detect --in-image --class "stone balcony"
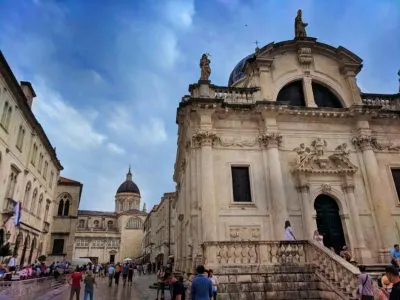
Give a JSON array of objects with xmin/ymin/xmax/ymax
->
[
  {"xmin": 2, "ymin": 197, "xmax": 16, "ymax": 215},
  {"xmin": 197, "ymin": 240, "xmax": 361, "ymax": 300}
]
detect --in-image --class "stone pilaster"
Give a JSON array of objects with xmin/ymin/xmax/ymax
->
[
  {"xmin": 342, "ymin": 183, "xmax": 371, "ymax": 263},
  {"xmin": 352, "ymin": 134, "xmax": 396, "ymax": 250},
  {"xmin": 192, "ymin": 130, "xmax": 219, "ymax": 242},
  {"xmin": 259, "ymin": 132, "xmax": 288, "ymax": 240},
  {"xmin": 297, "ymin": 184, "xmax": 314, "ymax": 239}
]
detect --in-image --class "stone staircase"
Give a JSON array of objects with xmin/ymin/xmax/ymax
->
[{"xmin": 183, "ymin": 240, "xmax": 362, "ymax": 300}]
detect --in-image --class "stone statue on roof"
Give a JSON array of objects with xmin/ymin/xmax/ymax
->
[
  {"xmin": 295, "ymin": 9, "xmax": 308, "ymax": 39},
  {"xmin": 200, "ymin": 53, "xmax": 211, "ymax": 81}
]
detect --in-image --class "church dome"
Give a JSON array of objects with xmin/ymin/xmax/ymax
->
[
  {"xmin": 228, "ymin": 53, "xmax": 254, "ymax": 86},
  {"xmin": 116, "ymin": 168, "xmax": 140, "ymax": 195}
]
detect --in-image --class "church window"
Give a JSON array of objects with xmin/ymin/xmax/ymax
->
[
  {"xmin": 6, "ymin": 168, "xmax": 19, "ymax": 199},
  {"xmin": 23, "ymin": 182, "xmax": 32, "ymax": 208},
  {"xmin": 31, "ymin": 143, "xmax": 38, "ymax": 165},
  {"xmin": 312, "ymin": 82, "xmax": 342, "ymax": 108},
  {"xmin": 107, "ymin": 221, "xmax": 113, "ymax": 230},
  {"xmin": 126, "ymin": 217, "xmax": 143, "ymax": 229},
  {"xmin": 52, "ymin": 239, "xmax": 64, "ymax": 254},
  {"xmin": 30, "ymin": 188, "xmax": 38, "ymax": 213},
  {"xmin": 43, "ymin": 161, "xmax": 48, "ymax": 179},
  {"xmin": 57, "ymin": 200, "xmax": 64, "ymax": 216},
  {"xmin": 231, "ymin": 166, "xmax": 252, "ymax": 202},
  {"xmin": 276, "ymin": 80, "xmax": 305, "ymax": 107},
  {"xmin": 0, "ymin": 101, "xmax": 12, "ymax": 131},
  {"xmin": 64, "ymin": 200, "xmax": 70, "ymax": 216},
  {"xmin": 391, "ymin": 169, "xmax": 400, "ymax": 202},
  {"xmin": 16, "ymin": 125, "xmax": 25, "ymax": 151},
  {"xmin": 93, "ymin": 220, "xmax": 100, "ymax": 228},
  {"xmin": 78, "ymin": 220, "xmax": 85, "ymax": 228},
  {"xmin": 44, "ymin": 202, "xmax": 50, "ymax": 222},
  {"xmin": 37, "ymin": 193, "xmax": 43, "ymax": 217},
  {"xmin": 38, "ymin": 153, "xmax": 44, "ymax": 173}
]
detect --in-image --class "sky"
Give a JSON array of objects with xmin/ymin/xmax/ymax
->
[{"xmin": 0, "ymin": 0, "xmax": 399, "ymax": 211}]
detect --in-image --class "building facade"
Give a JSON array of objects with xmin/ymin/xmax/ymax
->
[
  {"xmin": 172, "ymin": 34, "xmax": 400, "ymax": 273},
  {"xmin": 48, "ymin": 177, "xmax": 83, "ymax": 262},
  {"xmin": 142, "ymin": 192, "xmax": 176, "ymax": 268},
  {"xmin": 72, "ymin": 169, "xmax": 147, "ymax": 264},
  {"xmin": 0, "ymin": 51, "xmax": 63, "ymax": 266}
]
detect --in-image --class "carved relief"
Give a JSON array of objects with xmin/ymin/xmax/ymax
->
[
  {"xmin": 293, "ymin": 139, "xmax": 358, "ymax": 174},
  {"xmin": 258, "ymin": 133, "xmax": 282, "ymax": 149},
  {"xmin": 229, "ymin": 226, "xmax": 261, "ymax": 241},
  {"xmin": 192, "ymin": 130, "xmax": 219, "ymax": 147},
  {"xmin": 352, "ymin": 135, "xmax": 400, "ymax": 152},
  {"xmin": 321, "ymin": 184, "xmax": 332, "ymax": 193},
  {"xmin": 297, "ymin": 47, "xmax": 313, "ymax": 73},
  {"xmin": 218, "ymin": 137, "xmax": 258, "ymax": 148}
]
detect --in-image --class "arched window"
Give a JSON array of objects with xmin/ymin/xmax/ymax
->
[
  {"xmin": 44, "ymin": 202, "xmax": 50, "ymax": 222},
  {"xmin": 23, "ymin": 182, "xmax": 32, "ymax": 208},
  {"xmin": 107, "ymin": 221, "xmax": 113, "ymax": 230},
  {"xmin": 276, "ymin": 80, "xmax": 305, "ymax": 106},
  {"xmin": 5, "ymin": 106, "xmax": 12, "ymax": 129},
  {"xmin": 126, "ymin": 217, "xmax": 143, "ymax": 229},
  {"xmin": 1, "ymin": 101, "xmax": 9, "ymax": 128},
  {"xmin": 64, "ymin": 200, "xmax": 70, "ymax": 216},
  {"xmin": 93, "ymin": 220, "xmax": 100, "ymax": 228},
  {"xmin": 37, "ymin": 194, "xmax": 43, "ymax": 217},
  {"xmin": 312, "ymin": 82, "xmax": 342, "ymax": 108},
  {"xmin": 57, "ymin": 199, "xmax": 64, "ymax": 216},
  {"xmin": 30, "ymin": 188, "xmax": 38, "ymax": 213},
  {"xmin": 78, "ymin": 220, "xmax": 85, "ymax": 228}
]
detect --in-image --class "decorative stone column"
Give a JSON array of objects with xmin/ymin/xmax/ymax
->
[
  {"xmin": 297, "ymin": 183, "xmax": 314, "ymax": 239},
  {"xmin": 259, "ymin": 132, "xmax": 288, "ymax": 240},
  {"xmin": 342, "ymin": 183, "xmax": 371, "ymax": 262},
  {"xmin": 352, "ymin": 134, "xmax": 395, "ymax": 251},
  {"xmin": 192, "ymin": 130, "xmax": 218, "ymax": 242}
]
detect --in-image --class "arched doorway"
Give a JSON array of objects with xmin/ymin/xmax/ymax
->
[
  {"xmin": 314, "ymin": 194, "xmax": 346, "ymax": 253},
  {"xmin": 20, "ymin": 235, "xmax": 30, "ymax": 266}
]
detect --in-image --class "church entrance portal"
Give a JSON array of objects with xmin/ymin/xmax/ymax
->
[{"xmin": 314, "ymin": 194, "xmax": 346, "ymax": 254}]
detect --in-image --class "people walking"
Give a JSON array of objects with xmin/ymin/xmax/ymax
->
[
  {"xmin": 208, "ymin": 269, "xmax": 218, "ymax": 300},
  {"xmin": 358, "ymin": 265, "xmax": 374, "ymax": 300},
  {"xmin": 114, "ymin": 264, "xmax": 121, "ymax": 286},
  {"xmin": 69, "ymin": 266, "xmax": 83, "ymax": 300},
  {"xmin": 83, "ymin": 270, "xmax": 97, "ymax": 300},
  {"xmin": 156, "ymin": 267, "xmax": 166, "ymax": 300},
  {"xmin": 385, "ymin": 266, "xmax": 400, "ymax": 300},
  {"xmin": 128, "ymin": 263, "xmax": 134, "ymax": 286},
  {"xmin": 107, "ymin": 264, "xmax": 115, "ymax": 287},
  {"xmin": 191, "ymin": 265, "xmax": 212, "ymax": 300},
  {"xmin": 122, "ymin": 263, "xmax": 129, "ymax": 287},
  {"xmin": 172, "ymin": 276, "xmax": 186, "ymax": 300}
]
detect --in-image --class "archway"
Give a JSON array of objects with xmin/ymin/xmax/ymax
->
[
  {"xmin": 314, "ymin": 194, "xmax": 346, "ymax": 253},
  {"xmin": 20, "ymin": 235, "xmax": 30, "ymax": 266},
  {"xmin": 28, "ymin": 237, "xmax": 36, "ymax": 264}
]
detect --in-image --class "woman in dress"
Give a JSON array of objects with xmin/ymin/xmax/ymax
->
[{"xmin": 284, "ymin": 220, "xmax": 296, "ymax": 241}]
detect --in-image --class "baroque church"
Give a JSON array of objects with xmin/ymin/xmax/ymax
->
[
  {"xmin": 50, "ymin": 168, "xmax": 147, "ymax": 264},
  {"xmin": 172, "ymin": 9, "xmax": 400, "ymax": 280}
]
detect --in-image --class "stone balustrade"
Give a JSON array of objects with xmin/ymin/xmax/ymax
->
[
  {"xmin": 200, "ymin": 240, "xmax": 360, "ymax": 299},
  {"xmin": 361, "ymin": 94, "xmax": 400, "ymax": 110},
  {"xmin": 214, "ymin": 86, "xmax": 259, "ymax": 105}
]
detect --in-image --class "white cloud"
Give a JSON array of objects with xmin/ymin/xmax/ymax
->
[
  {"xmin": 33, "ymin": 78, "xmax": 107, "ymax": 149},
  {"xmin": 164, "ymin": 0, "xmax": 195, "ymax": 29},
  {"xmin": 107, "ymin": 142, "xmax": 126, "ymax": 155},
  {"xmin": 108, "ymin": 106, "xmax": 167, "ymax": 146}
]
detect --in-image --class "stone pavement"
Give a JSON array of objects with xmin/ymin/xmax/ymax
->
[{"xmin": 43, "ymin": 274, "xmax": 172, "ymax": 300}]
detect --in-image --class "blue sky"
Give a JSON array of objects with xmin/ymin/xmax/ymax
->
[{"xmin": 0, "ymin": 0, "xmax": 399, "ymax": 211}]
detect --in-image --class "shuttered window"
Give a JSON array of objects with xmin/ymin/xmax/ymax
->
[
  {"xmin": 231, "ymin": 166, "xmax": 252, "ymax": 202},
  {"xmin": 52, "ymin": 239, "xmax": 64, "ymax": 254},
  {"xmin": 391, "ymin": 169, "xmax": 400, "ymax": 202}
]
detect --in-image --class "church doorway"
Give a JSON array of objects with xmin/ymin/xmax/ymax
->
[{"xmin": 314, "ymin": 194, "xmax": 346, "ymax": 254}]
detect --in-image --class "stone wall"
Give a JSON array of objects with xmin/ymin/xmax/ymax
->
[{"xmin": 0, "ymin": 277, "xmax": 58, "ymax": 300}]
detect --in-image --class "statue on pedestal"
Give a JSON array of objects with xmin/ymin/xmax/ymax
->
[
  {"xmin": 295, "ymin": 9, "xmax": 308, "ymax": 39},
  {"xmin": 200, "ymin": 53, "xmax": 211, "ymax": 81}
]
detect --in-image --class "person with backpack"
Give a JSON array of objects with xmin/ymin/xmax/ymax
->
[
  {"xmin": 107, "ymin": 264, "xmax": 115, "ymax": 287},
  {"xmin": 358, "ymin": 265, "xmax": 374, "ymax": 300},
  {"xmin": 122, "ymin": 263, "xmax": 129, "ymax": 287}
]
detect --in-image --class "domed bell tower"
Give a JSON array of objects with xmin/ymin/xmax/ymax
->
[{"xmin": 115, "ymin": 167, "xmax": 141, "ymax": 213}]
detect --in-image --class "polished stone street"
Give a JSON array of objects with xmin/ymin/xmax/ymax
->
[{"xmin": 43, "ymin": 274, "xmax": 171, "ymax": 300}]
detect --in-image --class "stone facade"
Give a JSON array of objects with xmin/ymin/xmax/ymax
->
[
  {"xmin": 143, "ymin": 192, "xmax": 176, "ymax": 267},
  {"xmin": 173, "ymin": 35, "xmax": 400, "ymax": 276},
  {"xmin": 72, "ymin": 169, "xmax": 147, "ymax": 264},
  {"xmin": 48, "ymin": 177, "xmax": 82, "ymax": 262},
  {"xmin": 0, "ymin": 51, "xmax": 62, "ymax": 266}
]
